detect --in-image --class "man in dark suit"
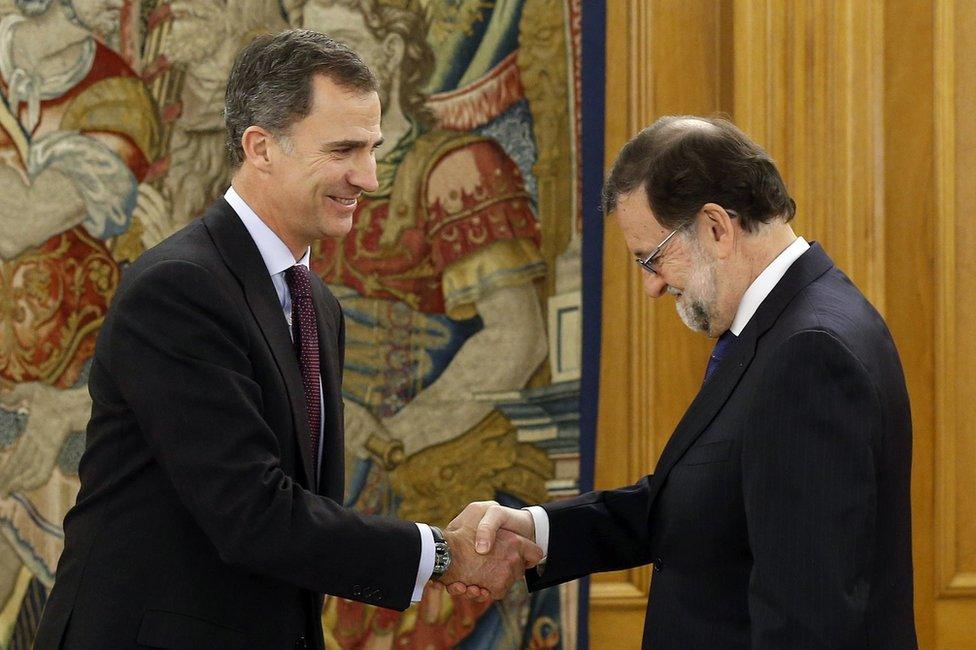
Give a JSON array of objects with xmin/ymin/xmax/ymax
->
[
  {"xmin": 33, "ymin": 29, "xmax": 540, "ymax": 649},
  {"xmin": 453, "ymin": 116, "xmax": 917, "ymax": 648}
]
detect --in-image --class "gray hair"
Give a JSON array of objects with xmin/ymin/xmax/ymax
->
[
  {"xmin": 223, "ymin": 28, "xmax": 378, "ymax": 167},
  {"xmin": 604, "ymin": 116, "xmax": 796, "ymax": 233}
]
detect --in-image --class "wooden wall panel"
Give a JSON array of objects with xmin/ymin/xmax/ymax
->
[
  {"xmin": 733, "ymin": 0, "xmax": 886, "ymax": 309},
  {"xmin": 884, "ymin": 1, "xmax": 937, "ymax": 647},
  {"xmin": 596, "ymin": 0, "xmax": 976, "ymax": 647},
  {"xmin": 935, "ymin": 0, "xmax": 976, "ymax": 601},
  {"xmin": 593, "ymin": 1, "xmax": 731, "ymax": 647}
]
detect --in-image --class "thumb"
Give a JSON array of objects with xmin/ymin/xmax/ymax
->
[{"xmin": 475, "ymin": 505, "xmax": 510, "ymax": 555}]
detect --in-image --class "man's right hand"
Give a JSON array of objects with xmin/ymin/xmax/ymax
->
[
  {"xmin": 438, "ymin": 501, "xmax": 542, "ymax": 601},
  {"xmin": 439, "ymin": 501, "xmax": 540, "ymax": 600}
]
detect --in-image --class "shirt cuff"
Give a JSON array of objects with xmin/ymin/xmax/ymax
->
[
  {"xmin": 412, "ymin": 523, "xmax": 435, "ymax": 602},
  {"xmin": 524, "ymin": 506, "xmax": 549, "ymax": 560}
]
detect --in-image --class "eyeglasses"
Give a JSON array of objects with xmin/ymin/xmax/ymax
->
[
  {"xmin": 634, "ymin": 209, "xmax": 739, "ymax": 275},
  {"xmin": 635, "ymin": 225, "xmax": 685, "ymax": 275}
]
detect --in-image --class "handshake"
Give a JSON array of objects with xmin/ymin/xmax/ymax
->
[{"xmin": 435, "ymin": 501, "xmax": 542, "ymax": 602}]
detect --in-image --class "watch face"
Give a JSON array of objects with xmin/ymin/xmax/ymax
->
[
  {"xmin": 433, "ymin": 540, "xmax": 451, "ymax": 575},
  {"xmin": 436, "ymin": 553, "xmax": 451, "ymax": 574}
]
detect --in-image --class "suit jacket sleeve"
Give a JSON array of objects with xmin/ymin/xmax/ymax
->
[
  {"xmin": 525, "ymin": 475, "xmax": 656, "ymax": 590},
  {"xmin": 104, "ymin": 259, "xmax": 421, "ymax": 610},
  {"xmin": 742, "ymin": 329, "xmax": 879, "ymax": 648}
]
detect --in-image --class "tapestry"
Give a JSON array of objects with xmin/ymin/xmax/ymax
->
[{"xmin": 0, "ymin": 0, "xmax": 583, "ymax": 647}]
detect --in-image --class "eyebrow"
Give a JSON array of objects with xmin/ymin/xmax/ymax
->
[{"xmin": 321, "ymin": 139, "xmax": 384, "ymax": 151}]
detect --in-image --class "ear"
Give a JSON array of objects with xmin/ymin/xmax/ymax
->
[
  {"xmin": 240, "ymin": 126, "xmax": 275, "ymax": 173},
  {"xmin": 699, "ymin": 202, "xmax": 736, "ymax": 260}
]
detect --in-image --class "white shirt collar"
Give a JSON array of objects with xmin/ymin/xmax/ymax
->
[
  {"xmin": 728, "ymin": 236, "xmax": 810, "ymax": 336},
  {"xmin": 224, "ymin": 186, "xmax": 310, "ymax": 276}
]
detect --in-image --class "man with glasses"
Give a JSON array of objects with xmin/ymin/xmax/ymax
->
[{"xmin": 450, "ymin": 116, "xmax": 917, "ymax": 649}]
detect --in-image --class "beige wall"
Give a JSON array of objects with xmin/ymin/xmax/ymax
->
[{"xmin": 592, "ymin": 1, "xmax": 976, "ymax": 647}]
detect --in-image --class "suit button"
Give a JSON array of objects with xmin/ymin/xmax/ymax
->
[
  {"xmin": 295, "ymin": 636, "xmax": 308, "ymax": 649},
  {"xmin": 654, "ymin": 558, "xmax": 664, "ymax": 572},
  {"xmin": 352, "ymin": 584, "xmax": 362, "ymax": 597}
]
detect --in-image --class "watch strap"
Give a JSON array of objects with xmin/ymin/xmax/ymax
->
[{"xmin": 430, "ymin": 525, "xmax": 452, "ymax": 580}]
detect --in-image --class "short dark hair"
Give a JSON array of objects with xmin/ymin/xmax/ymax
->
[
  {"xmin": 224, "ymin": 29, "xmax": 378, "ymax": 167},
  {"xmin": 603, "ymin": 116, "xmax": 796, "ymax": 232}
]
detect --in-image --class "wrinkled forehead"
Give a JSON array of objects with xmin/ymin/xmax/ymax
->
[
  {"xmin": 295, "ymin": 76, "xmax": 382, "ymax": 140},
  {"xmin": 614, "ymin": 189, "xmax": 670, "ymax": 255}
]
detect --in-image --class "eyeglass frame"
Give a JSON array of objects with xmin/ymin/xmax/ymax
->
[
  {"xmin": 634, "ymin": 209, "xmax": 739, "ymax": 275},
  {"xmin": 634, "ymin": 224, "xmax": 687, "ymax": 275}
]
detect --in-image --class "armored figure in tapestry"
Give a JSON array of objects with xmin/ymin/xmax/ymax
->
[
  {"xmin": 291, "ymin": 0, "xmax": 579, "ymax": 647},
  {"xmin": 0, "ymin": 0, "xmax": 159, "ymax": 637},
  {"xmin": 0, "ymin": 0, "xmax": 581, "ymax": 647},
  {"xmin": 0, "ymin": 0, "xmax": 286, "ymax": 643}
]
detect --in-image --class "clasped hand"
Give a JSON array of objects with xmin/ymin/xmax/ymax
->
[{"xmin": 437, "ymin": 501, "xmax": 541, "ymax": 602}]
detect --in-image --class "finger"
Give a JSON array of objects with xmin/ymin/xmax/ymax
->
[
  {"xmin": 495, "ymin": 528, "xmax": 543, "ymax": 567},
  {"xmin": 519, "ymin": 539, "xmax": 545, "ymax": 569},
  {"xmin": 445, "ymin": 582, "xmax": 467, "ymax": 596},
  {"xmin": 456, "ymin": 585, "xmax": 480, "ymax": 601},
  {"xmin": 475, "ymin": 505, "xmax": 512, "ymax": 554},
  {"xmin": 448, "ymin": 500, "xmax": 498, "ymax": 532}
]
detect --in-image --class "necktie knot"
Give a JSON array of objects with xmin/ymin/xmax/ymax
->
[{"xmin": 285, "ymin": 264, "xmax": 312, "ymax": 300}]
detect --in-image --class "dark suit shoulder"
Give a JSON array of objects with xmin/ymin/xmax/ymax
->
[
  {"xmin": 129, "ymin": 219, "xmax": 223, "ymax": 275},
  {"xmin": 116, "ymin": 215, "xmax": 242, "ymax": 307},
  {"xmin": 761, "ymin": 265, "xmax": 907, "ymax": 412},
  {"xmin": 774, "ymin": 268, "xmax": 891, "ymax": 353},
  {"xmin": 102, "ymin": 242, "xmax": 250, "ymax": 363}
]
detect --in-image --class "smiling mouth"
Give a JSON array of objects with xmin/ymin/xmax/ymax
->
[{"xmin": 328, "ymin": 196, "xmax": 358, "ymax": 207}]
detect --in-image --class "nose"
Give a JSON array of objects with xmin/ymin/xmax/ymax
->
[
  {"xmin": 347, "ymin": 153, "xmax": 379, "ymax": 193},
  {"xmin": 642, "ymin": 272, "xmax": 669, "ymax": 298}
]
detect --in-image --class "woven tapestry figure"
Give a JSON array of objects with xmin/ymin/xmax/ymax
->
[{"xmin": 0, "ymin": 1, "xmax": 581, "ymax": 647}]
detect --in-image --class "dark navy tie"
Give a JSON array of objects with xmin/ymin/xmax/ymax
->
[
  {"xmin": 704, "ymin": 331, "xmax": 736, "ymax": 384},
  {"xmin": 285, "ymin": 265, "xmax": 320, "ymax": 469}
]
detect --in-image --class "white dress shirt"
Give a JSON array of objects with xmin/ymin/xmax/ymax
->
[
  {"xmin": 224, "ymin": 187, "xmax": 434, "ymax": 601},
  {"xmin": 526, "ymin": 236, "xmax": 811, "ymax": 559}
]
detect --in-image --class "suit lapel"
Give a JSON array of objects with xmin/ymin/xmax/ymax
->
[
  {"xmin": 646, "ymin": 333, "xmax": 757, "ymax": 506},
  {"xmin": 201, "ymin": 199, "xmax": 317, "ymax": 489},
  {"xmin": 309, "ymin": 278, "xmax": 344, "ymax": 500},
  {"xmin": 644, "ymin": 243, "xmax": 835, "ymax": 510}
]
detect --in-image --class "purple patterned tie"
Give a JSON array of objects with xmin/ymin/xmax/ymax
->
[
  {"xmin": 703, "ymin": 331, "xmax": 736, "ymax": 384},
  {"xmin": 284, "ymin": 265, "xmax": 320, "ymax": 470}
]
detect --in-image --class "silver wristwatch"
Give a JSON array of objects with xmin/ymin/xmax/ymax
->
[{"xmin": 430, "ymin": 526, "xmax": 452, "ymax": 580}]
